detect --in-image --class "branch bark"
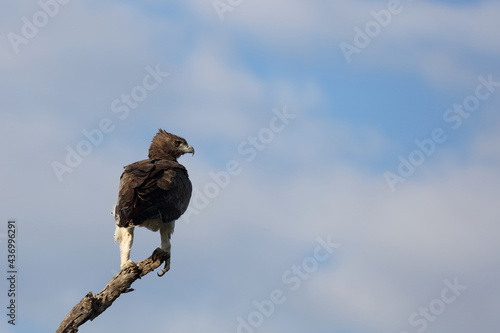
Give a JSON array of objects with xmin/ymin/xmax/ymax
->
[{"xmin": 56, "ymin": 253, "xmax": 169, "ymax": 333}]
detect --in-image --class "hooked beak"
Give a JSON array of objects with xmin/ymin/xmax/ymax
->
[{"xmin": 181, "ymin": 144, "xmax": 195, "ymax": 156}]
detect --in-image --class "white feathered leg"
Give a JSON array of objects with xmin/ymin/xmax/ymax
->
[
  {"xmin": 155, "ymin": 222, "xmax": 175, "ymax": 276},
  {"xmin": 114, "ymin": 226, "xmax": 135, "ymax": 268},
  {"xmin": 160, "ymin": 222, "xmax": 174, "ymax": 253}
]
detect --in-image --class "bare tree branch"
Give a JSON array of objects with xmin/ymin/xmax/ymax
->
[{"xmin": 56, "ymin": 252, "xmax": 169, "ymax": 333}]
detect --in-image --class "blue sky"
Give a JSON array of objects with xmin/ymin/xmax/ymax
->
[{"xmin": 1, "ymin": 0, "xmax": 500, "ymax": 332}]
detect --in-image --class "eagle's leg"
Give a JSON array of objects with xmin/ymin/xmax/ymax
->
[
  {"xmin": 153, "ymin": 222, "xmax": 174, "ymax": 277},
  {"xmin": 115, "ymin": 226, "xmax": 135, "ymax": 269}
]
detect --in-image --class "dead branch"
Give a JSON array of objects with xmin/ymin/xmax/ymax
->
[{"xmin": 56, "ymin": 252, "xmax": 169, "ymax": 333}]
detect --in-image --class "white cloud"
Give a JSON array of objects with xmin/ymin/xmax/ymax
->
[
  {"xmin": 174, "ymin": 113, "xmax": 500, "ymax": 332},
  {"xmin": 186, "ymin": 0, "xmax": 500, "ymax": 90}
]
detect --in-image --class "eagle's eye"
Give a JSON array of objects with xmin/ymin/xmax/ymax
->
[{"xmin": 175, "ymin": 141, "xmax": 181, "ymax": 147}]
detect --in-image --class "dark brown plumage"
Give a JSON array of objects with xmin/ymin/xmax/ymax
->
[
  {"xmin": 115, "ymin": 130, "xmax": 193, "ymax": 227},
  {"xmin": 113, "ymin": 129, "xmax": 194, "ymax": 275}
]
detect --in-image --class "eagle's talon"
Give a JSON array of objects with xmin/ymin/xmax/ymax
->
[
  {"xmin": 157, "ymin": 267, "xmax": 168, "ymax": 277},
  {"xmin": 120, "ymin": 259, "xmax": 135, "ymax": 270},
  {"xmin": 151, "ymin": 247, "xmax": 170, "ymax": 262},
  {"xmin": 151, "ymin": 248, "xmax": 170, "ymax": 277}
]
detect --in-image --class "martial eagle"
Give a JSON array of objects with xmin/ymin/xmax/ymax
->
[{"xmin": 113, "ymin": 129, "xmax": 194, "ymax": 276}]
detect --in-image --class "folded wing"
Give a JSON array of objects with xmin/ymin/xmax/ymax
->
[{"xmin": 115, "ymin": 159, "xmax": 192, "ymax": 228}]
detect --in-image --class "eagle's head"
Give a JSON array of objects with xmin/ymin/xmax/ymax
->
[{"xmin": 148, "ymin": 129, "xmax": 195, "ymax": 160}]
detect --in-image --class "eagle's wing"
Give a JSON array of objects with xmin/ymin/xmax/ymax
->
[{"xmin": 115, "ymin": 159, "xmax": 192, "ymax": 228}]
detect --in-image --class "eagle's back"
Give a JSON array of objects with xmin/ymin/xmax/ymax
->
[{"xmin": 115, "ymin": 159, "xmax": 192, "ymax": 228}]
